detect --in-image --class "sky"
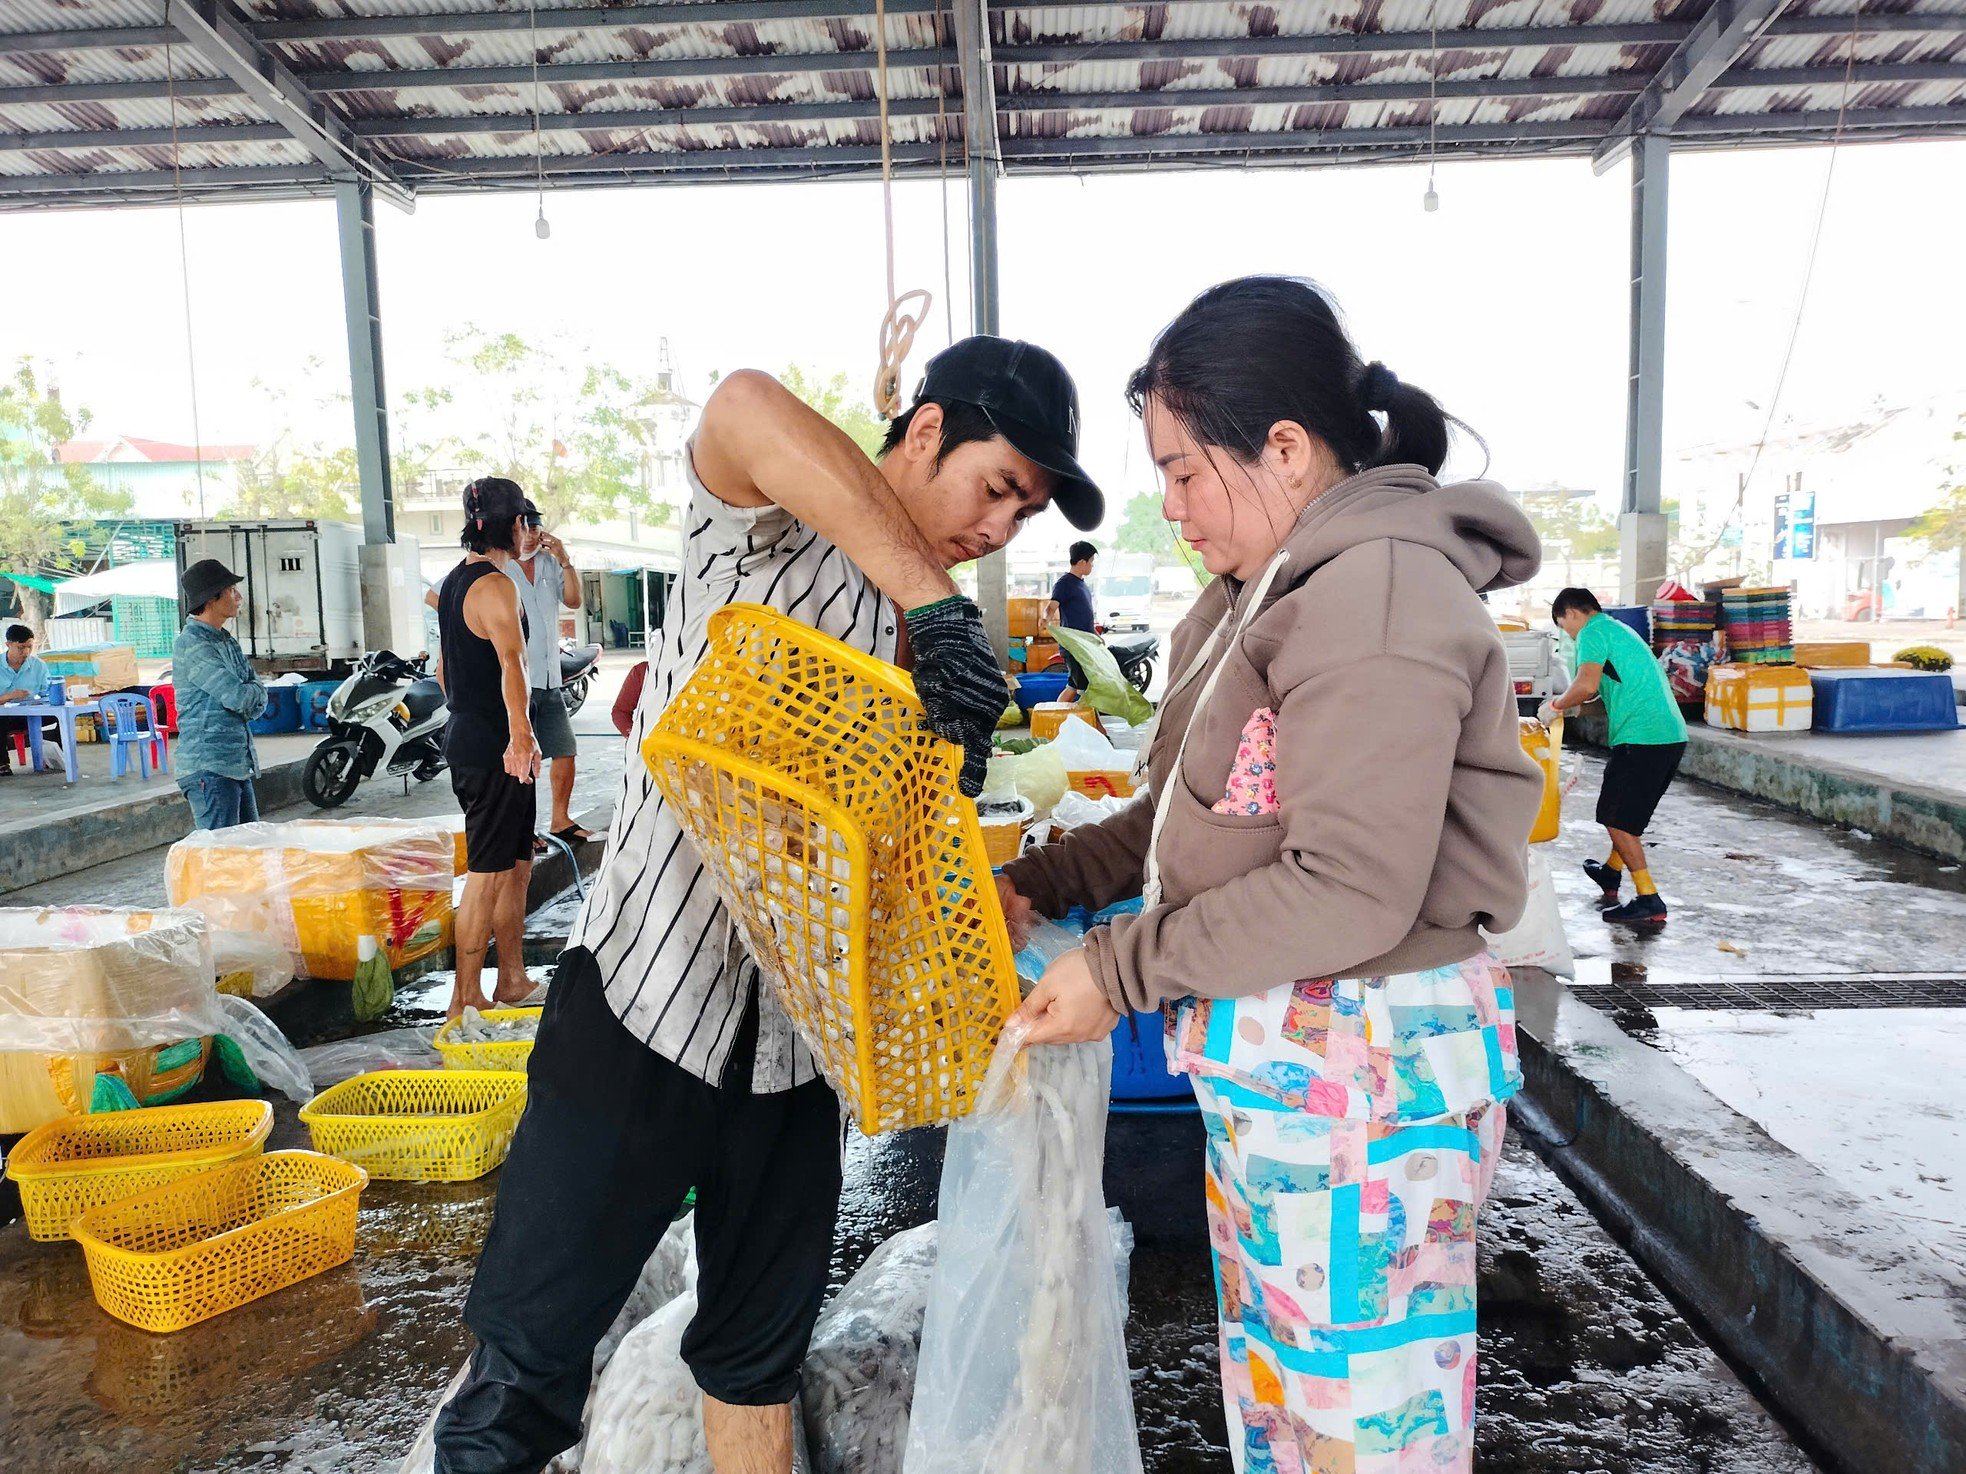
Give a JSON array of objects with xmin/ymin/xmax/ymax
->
[{"xmin": 6, "ymin": 136, "xmax": 1965, "ymax": 558}]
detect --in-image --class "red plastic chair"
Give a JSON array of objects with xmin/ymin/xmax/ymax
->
[
  {"xmin": 150, "ymin": 682, "xmax": 179, "ymax": 736},
  {"xmin": 6, "ymin": 730, "xmax": 25, "ymax": 768}
]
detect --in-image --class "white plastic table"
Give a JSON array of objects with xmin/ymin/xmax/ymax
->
[{"xmin": 6, "ymin": 697, "xmax": 103, "ymax": 785}]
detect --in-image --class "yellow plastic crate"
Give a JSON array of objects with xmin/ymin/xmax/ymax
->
[
  {"xmin": 8, "ymin": 1099, "xmax": 273, "ymax": 1243},
  {"xmin": 643, "ymin": 604, "xmax": 1019, "ymax": 1136},
  {"xmin": 299, "ymin": 1069, "xmax": 526, "ymax": 1181},
  {"xmin": 432, "ymin": 1006, "xmax": 543, "ymax": 1073},
  {"xmin": 70, "ymin": 1150, "xmax": 366, "ymax": 1334}
]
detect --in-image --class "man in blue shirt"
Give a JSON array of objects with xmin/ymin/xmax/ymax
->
[
  {"xmin": 172, "ymin": 559, "xmax": 268, "ymax": 829},
  {"xmin": 1045, "ymin": 540, "xmax": 1098, "ymax": 694},
  {"xmin": 0, "ymin": 623, "xmax": 50, "ymax": 775}
]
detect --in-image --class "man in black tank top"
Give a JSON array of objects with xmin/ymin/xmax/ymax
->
[{"xmin": 439, "ymin": 476, "xmax": 542, "ymax": 1020}]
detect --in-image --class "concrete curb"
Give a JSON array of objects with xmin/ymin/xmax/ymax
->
[
  {"xmin": 0, "ymin": 758, "xmax": 309, "ymax": 895},
  {"xmin": 1568, "ymin": 712, "xmax": 1966, "ymax": 863},
  {"xmin": 1510, "ymin": 967, "xmax": 1966, "ymax": 1474}
]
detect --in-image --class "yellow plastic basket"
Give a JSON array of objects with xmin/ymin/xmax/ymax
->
[
  {"xmin": 7, "ymin": 1099, "xmax": 274, "ymax": 1243},
  {"xmin": 70, "ymin": 1150, "xmax": 366, "ymax": 1334},
  {"xmin": 298, "ymin": 1068, "xmax": 526, "ymax": 1181},
  {"xmin": 642, "ymin": 603, "xmax": 1019, "ymax": 1136},
  {"xmin": 432, "ymin": 1006, "xmax": 543, "ymax": 1073}
]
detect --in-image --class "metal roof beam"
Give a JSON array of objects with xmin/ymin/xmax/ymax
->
[
  {"xmin": 251, "ymin": 1, "xmax": 946, "ymax": 42},
  {"xmin": 0, "ymin": 122, "xmax": 293, "ymax": 153},
  {"xmin": 164, "ymin": 0, "xmax": 413, "ymax": 209},
  {"xmin": 0, "ymin": 27, "xmax": 177, "ymax": 55},
  {"xmin": 1669, "ymin": 103, "xmax": 1966, "ymax": 134},
  {"xmin": 301, "ymin": 47, "xmax": 955, "ymax": 92},
  {"xmin": 1594, "ymin": 0, "xmax": 1792, "ymax": 170},
  {"xmin": 0, "ymin": 163, "xmax": 330, "ymax": 197},
  {"xmin": 0, "ymin": 77, "xmax": 241, "ymax": 107}
]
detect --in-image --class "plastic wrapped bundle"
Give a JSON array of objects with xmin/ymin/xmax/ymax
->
[
  {"xmin": 804, "ymin": 1223, "xmax": 939, "ymax": 1474},
  {"xmin": 167, "ymin": 819, "xmax": 455, "ymax": 981},
  {"xmin": 0, "ymin": 907, "xmax": 224, "ymax": 1132},
  {"xmin": 904, "ymin": 1020, "xmax": 1143, "ymax": 1474}
]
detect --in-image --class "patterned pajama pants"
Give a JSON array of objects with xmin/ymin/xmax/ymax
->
[{"xmin": 1194, "ymin": 1076, "xmax": 1506, "ymax": 1474}]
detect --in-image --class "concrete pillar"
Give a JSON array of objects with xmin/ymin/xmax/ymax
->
[
  {"xmin": 1621, "ymin": 134, "xmax": 1669, "ymax": 604},
  {"xmin": 336, "ymin": 177, "xmax": 394, "ymax": 548}
]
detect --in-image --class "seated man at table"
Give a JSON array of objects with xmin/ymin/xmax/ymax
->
[
  {"xmin": 174, "ymin": 559, "xmax": 269, "ymax": 829},
  {"xmin": 0, "ymin": 623, "xmax": 50, "ymax": 775}
]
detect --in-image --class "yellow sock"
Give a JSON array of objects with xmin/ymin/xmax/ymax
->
[
  {"xmin": 1634, "ymin": 870, "xmax": 1658, "ymax": 897},
  {"xmin": 1605, "ymin": 852, "xmax": 1625, "ymax": 873}
]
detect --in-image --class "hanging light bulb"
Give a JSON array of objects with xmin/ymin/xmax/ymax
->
[
  {"xmin": 1423, "ymin": 182, "xmax": 1440, "ymax": 213},
  {"xmin": 534, "ymin": 202, "xmax": 552, "ymax": 240}
]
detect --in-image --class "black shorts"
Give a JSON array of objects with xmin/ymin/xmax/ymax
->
[
  {"xmin": 1596, "ymin": 741, "xmax": 1686, "ymax": 836},
  {"xmin": 451, "ymin": 763, "xmax": 536, "ymax": 873},
  {"xmin": 435, "ymin": 951, "xmax": 843, "ymax": 1468}
]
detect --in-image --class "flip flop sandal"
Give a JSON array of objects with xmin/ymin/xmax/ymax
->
[{"xmin": 552, "ymin": 825, "xmax": 599, "ymax": 844}]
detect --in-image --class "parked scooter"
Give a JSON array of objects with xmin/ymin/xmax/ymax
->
[
  {"xmin": 1042, "ymin": 625, "xmax": 1160, "ymax": 694},
  {"xmin": 301, "ymin": 650, "xmax": 449, "ymax": 809},
  {"xmin": 557, "ymin": 637, "xmax": 603, "ymax": 715}
]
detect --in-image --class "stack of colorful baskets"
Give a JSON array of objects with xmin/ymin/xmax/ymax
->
[
  {"xmin": 1651, "ymin": 590, "xmax": 1720, "ymax": 706},
  {"xmin": 1720, "ymin": 586, "xmax": 1795, "ymax": 666}
]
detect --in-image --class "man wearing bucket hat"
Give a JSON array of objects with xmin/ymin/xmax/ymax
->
[
  {"xmin": 171, "ymin": 558, "xmax": 269, "ymax": 831},
  {"xmin": 434, "ymin": 339, "xmax": 1102, "ymax": 1474}
]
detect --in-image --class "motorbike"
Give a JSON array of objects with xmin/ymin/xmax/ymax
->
[
  {"xmin": 302, "ymin": 650, "xmax": 449, "ymax": 809},
  {"xmin": 557, "ymin": 637, "xmax": 603, "ymax": 715},
  {"xmin": 1043, "ymin": 625, "xmax": 1160, "ymax": 695}
]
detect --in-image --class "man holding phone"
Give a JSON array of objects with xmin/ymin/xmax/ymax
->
[
  {"xmin": 507, "ymin": 501, "xmax": 594, "ymax": 846},
  {"xmin": 438, "ymin": 476, "xmax": 544, "ymax": 1019}
]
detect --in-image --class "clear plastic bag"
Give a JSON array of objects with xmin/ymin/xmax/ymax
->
[
  {"xmin": 984, "ymin": 743, "xmax": 1069, "ymax": 817},
  {"xmin": 0, "ymin": 906, "xmax": 223, "ymax": 1053},
  {"xmin": 212, "ymin": 993, "xmax": 314, "ymax": 1103},
  {"xmin": 1481, "ymin": 847, "xmax": 1575, "ymax": 977},
  {"xmin": 300, "ymin": 1027, "xmax": 440, "ymax": 1091},
  {"xmin": 903, "ymin": 1020, "xmax": 1143, "ymax": 1474},
  {"xmin": 210, "ymin": 924, "xmax": 295, "ymax": 999},
  {"xmin": 803, "ymin": 1222, "xmax": 939, "ymax": 1474},
  {"xmin": 401, "ymin": 1215, "xmax": 698, "ymax": 1474}
]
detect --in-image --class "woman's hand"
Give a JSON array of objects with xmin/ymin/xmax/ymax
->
[
  {"xmin": 995, "ymin": 873, "xmax": 1036, "ymax": 951},
  {"xmin": 1015, "ymin": 947, "xmax": 1122, "ymax": 1046}
]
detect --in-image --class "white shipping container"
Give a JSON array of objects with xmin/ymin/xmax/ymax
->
[{"xmin": 175, "ymin": 519, "xmax": 366, "ymax": 671}]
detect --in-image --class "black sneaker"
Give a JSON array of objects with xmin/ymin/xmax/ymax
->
[
  {"xmin": 1582, "ymin": 859, "xmax": 1622, "ymax": 904},
  {"xmin": 1602, "ymin": 894, "xmax": 1667, "ymax": 928}
]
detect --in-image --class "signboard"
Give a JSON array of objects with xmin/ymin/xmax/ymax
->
[{"xmin": 1773, "ymin": 487, "xmax": 1817, "ymax": 561}]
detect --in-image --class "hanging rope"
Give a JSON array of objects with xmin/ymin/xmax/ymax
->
[
  {"xmin": 871, "ymin": 0, "xmax": 933, "ymax": 417},
  {"xmin": 162, "ymin": 5, "xmax": 210, "ymax": 518},
  {"xmin": 934, "ymin": 0, "xmax": 955, "ymax": 344}
]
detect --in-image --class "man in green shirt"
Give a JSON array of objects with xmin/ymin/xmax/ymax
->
[{"xmin": 1545, "ymin": 587, "xmax": 1688, "ymax": 927}]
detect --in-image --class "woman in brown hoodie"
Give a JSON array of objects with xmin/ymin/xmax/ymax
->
[{"xmin": 998, "ymin": 277, "xmax": 1544, "ymax": 1473}]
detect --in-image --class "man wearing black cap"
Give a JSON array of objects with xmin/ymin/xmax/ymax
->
[
  {"xmin": 439, "ymin": 476, "xmax": 543, "ymax": 1021},
  {"xmin": 434, "ymin": 339, "xmax": 1102, "ymax": 1474},
  {"xmin": 172, "ymin": 558, "xmax": 269, "ymax": 831}
]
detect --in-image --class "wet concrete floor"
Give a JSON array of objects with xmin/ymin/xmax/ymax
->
[{"xmin": 1, "ymin": 965, "xmax": 1822, "ymax": 1473}]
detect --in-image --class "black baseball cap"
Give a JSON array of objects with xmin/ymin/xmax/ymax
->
[
  {"xmin": 181, "ymin": 558, "xmax": 243, "ymax": 612},
  {"xmin": 915, "ymin": 337, "xmax": 1104, "ymax": 531},
  {"xmin": 463, "ymin": 476, "xmax": 528, "ymax": 527}
]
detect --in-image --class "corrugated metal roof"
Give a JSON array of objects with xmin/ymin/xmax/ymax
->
[{"xmin": 1, "ymin": 0, "xmax": 1960, "ymax": 207}]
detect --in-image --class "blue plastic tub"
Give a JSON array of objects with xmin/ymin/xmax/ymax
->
[
  {"xmin": 1809, "ymin": 667, "xmax": 1959, "ymax": 733},
  {"xmin": 299, "ymin": 679, "xmax": 341, "ymax": 731},
  {"xmin": 247, "ymin": 684, "xmax": 302, "ymax": 735},
  {"xmin": 1011, "ymin": 671, "xmax": 1069, "ymax": 716},
  {"xmin": 1604, "ymin": 604, "xmax": 1652, "ymax": 644},
  {"xmin": 1052, "ymin": 898, "xmax": 1198, "ymax": 1106}
]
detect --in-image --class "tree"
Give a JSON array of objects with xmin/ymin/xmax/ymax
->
[
  {"xmin": 1113, "ymin": 491, "xmax": 1176, "ymax": 558},
  {"xmin": 1907, "ymin": 418, "xmax": 1966, "ymax": 555},
  {"xmin": 446, "ymin": 327, "xmax": 671, "ymax": 532},
  {"xmin": 0, "ymin": 358, "xmax": 132, "ymax": 631},
  {"xmin": 780, "ymin": 364, "xmax": 887, "ymax": 460}
]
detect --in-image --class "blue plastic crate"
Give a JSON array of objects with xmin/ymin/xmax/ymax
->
[
  {"xmin": 299, "ymin": 680, "xmax": 341, "ymax": 731},
  {"xmin": 1809, "ymin": 668, "xmax": 1958, "ymax": 733},
  {"xmin": 1604, "ymin": 604, "xmax": 1652, "ymax": 644},
  {"xmin": 247, "ymin": 684, "xmax": 302, "ymax": 735}
]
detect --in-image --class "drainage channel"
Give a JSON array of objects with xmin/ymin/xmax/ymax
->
[{"xmin": 1568, "ymin": 970, "xmax": 1966, "ymax": 1012}]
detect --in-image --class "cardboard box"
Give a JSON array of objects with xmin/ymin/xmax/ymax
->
[
  {"xmin": 1793, "ymin": 641, "xmax": 1870, "ymax": 669},
  {"xmin": 1031, "ymin": 702, "xmax": 1103, "ymax": 741},
  {"xmin": 1007, "ymin": 598, "xmax": 1046, "ymax": 639},
  {"xmin": 42, "ymin": 643, "xmax": 140, "ymax": 694}
]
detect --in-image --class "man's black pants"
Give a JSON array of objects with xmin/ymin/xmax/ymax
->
[{"xmin": 433, "ymin": 949, "xmax": 843, "ymax": 1474}]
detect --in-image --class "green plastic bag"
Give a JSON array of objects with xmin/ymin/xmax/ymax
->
[
  {"xmin": 1049, "ymin": 625, "xmax": 1154, "ymax": 727},
  {"xmin": 352, "ymin": 935, "xmax": 396, "ymax": 1023}
]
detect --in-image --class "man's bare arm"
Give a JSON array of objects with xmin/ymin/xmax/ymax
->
[
  {"xmin": 1550, "ymin": 661, "xmax": 1604, "ymax": 713},
  {"xmin": 466, "ymin": 574, "xmax": 539, "ymax": 781},
  {"xmin": 692, "ymin": 371, "xmax": 957, "ymax": 612}
]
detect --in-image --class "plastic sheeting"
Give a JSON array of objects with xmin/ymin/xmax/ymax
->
[
  {"xmin": 301, "ymin": 1027, "xmax": 441, "ymax": 1091},
  {"xmin": 0, "ymin": 907, "xmax": 221, "ymax": 1055},
  {"xmin": 804, "ymin": 1223, "xmax": 939, "ymax": 1474},
  {"xmin": 167, "ymin": 820, "xmax": 455, "ymax": 981},
  {"xmin": 1482, "ymin": 848, "xmax": 1575, "ymax": 977},
  {"xmin": 904, "ymin": 1019, "xmax": 1142, "ymax": 1474}
]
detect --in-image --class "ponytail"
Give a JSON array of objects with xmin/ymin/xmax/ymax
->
[{"xmin": 1128, "ymin": 276, "xmax": 1475, "ymax": 480}]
